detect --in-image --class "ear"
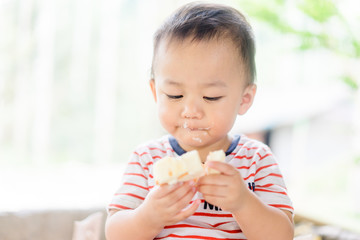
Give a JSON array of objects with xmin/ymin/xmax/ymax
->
[
  {"xmin": 149, "ymin": 79, "xmax": 157, "ymax": 102},
  {"xmin": 238, "ymin": 84, "xmax": 257, "ymax": 115}
]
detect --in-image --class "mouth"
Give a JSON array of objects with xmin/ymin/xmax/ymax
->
[{"xmin": 181, "ymin": 122, "xmax": 210, "ymax": 131}]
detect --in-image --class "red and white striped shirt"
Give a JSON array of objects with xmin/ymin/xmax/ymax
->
[{"xmin": 108, "ymin": 135, "xmax": 293, "ymax": 239}]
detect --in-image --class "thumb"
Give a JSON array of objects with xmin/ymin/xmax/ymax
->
[{"xmin": 205, "ymin": 161, "xmax": 238, "ymax": 176}]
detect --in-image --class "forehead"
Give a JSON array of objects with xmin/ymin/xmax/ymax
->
[
  {"xmin": 153, "ymin": 36, "xmax": 247, "ymax": 87},
  {"xmin": 154, "ymin": 36, "xmax": 244, "ymax": 71}
]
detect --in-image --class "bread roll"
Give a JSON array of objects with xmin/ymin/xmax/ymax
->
[
  {"xmin": 205, "ymin": 150, "xmax": 226, "ymax": 174},
  {"xmin": 154, "ymin": 150, "xmax": 204, "ymax": 185},
  {"xmin": 154, "ymin": 149, "xmax": 226, "ymax": 185}
]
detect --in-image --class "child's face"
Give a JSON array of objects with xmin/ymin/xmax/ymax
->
[{"xmin": 150, "ymin": 37, "xmax": 256, "ymax": 151}]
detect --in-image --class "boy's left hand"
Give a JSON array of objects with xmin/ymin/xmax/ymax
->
[{"xmin": 197, "ymin": 161, "xmax": 251, "ymax": 213}]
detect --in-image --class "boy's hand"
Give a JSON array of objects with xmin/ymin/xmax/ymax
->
[
  {"xmin": 197, "ymin": 161, "xmax": 250, "ymax": 213},
  {"xmin": 140, "ymin": 181, "xmax": 200, "ymax": 229}
]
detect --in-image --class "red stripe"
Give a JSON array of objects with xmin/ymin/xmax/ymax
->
[
  {"xmin": 128, "ymin": 161, "xmax": 141, "ymax": 166},
  {"xmin": 255, "ymin": 173, "xmax": 282, "ymax": 182},
  {"xmin": 149, "ymin": 147, "xmax": 175, "ymax": 153},
  {"xmin": 108, "ymin": 204, "xmax": 132, "ymax": 210},
  {"xmin": 164, "ymin": 224, "xmax": 241, "ymax": 234},
  {"xmin": 234, "ymin": 155, "xmax": 253, "ymax": 160},
  {"xmin": 128, "ymin": 162, "xmax": 149, "ymax": 171},
  {"xmin": 134, "ymin": 151, "xmax": 149, "ymax": 157},
  {"xmin": 255, "ymin": 163, "xmax": 278, "ymax": 174},
  {"xmin": 134, "ymin": 151, "xmax": 169, "ymax": 160},
  {"xmin": 229, "ymin": 145, "xmax": 258, "ymax": 151},
  {"xmin": 244, "ymin": 169, "xmax": 281, "ymax": 183},
  {"xmin": 257, "ymin": 183, "xmax": 274, "ymax": 188},
  {"xmin": 236, "ymin": 161, "xmax": 256, "ymax": 170},
  {"xmin": 269, "ymin": 204, "xmax": 294, "ymax": 211},
  {"xmin": 255, "ymin": 188, "xmax": 287, "ymax": 195},
  {"xmin": 155, "ymin": 234, "xmax": 246, "ymax": 240},
  {"xmin": 114, "ymin": 192, "xmax": 145, "ymax": 200},
  {"xmin": 243, "ymin": 146, "xmax": 258, "ymax": 150},
  {"xmin": 124, "ymin": 173, "xmax": 147, "ymax": 179},
  {"xmin": 123, "ymin": 182, "xmax": 149, "ymax": 190},
  {"xmin": 257, "ymin": 183, "xmax": 286, "ymax": 189},
  {"xmin": 212, "ymin": 221, "xmax": 233, "ymax": 228},
  {"xmin": 257, "ymin": 152, "xmax": 272, "ymax": 160},
  {"xmin": 243, "ymin": 173, "xmax": 255, "ymax": 181},
  {"xmin": 193, "ymin": 212, "xmax": 233, "ymax": 218},
  {"xmin": 149, "ymin": 147, "xmax": 167, "ymax": 153}
]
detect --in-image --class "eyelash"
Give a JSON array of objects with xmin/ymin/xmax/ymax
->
[
  {"xmin": 203, "ymin": 96, "xmax": 222, "ymax": 101},
  {"xmin": 166, "ymin": 94, "xmax": 183, "ymax": 99},
  {"xmin": 166, "ymin": 94, "xmax": 222, "ymax": 101}
]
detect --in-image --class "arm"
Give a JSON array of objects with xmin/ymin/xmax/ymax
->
[
  {"xmin": 232, "ymin": 191, "xmax": 293, "ymax": 240},
  {"xmin": 197, "ymin": 161, "xmax": 293, "ymax": 240},
  {"xmin": 105, "ymin": 208, "xmax": 161, "ymax": 240},
  {"xmin": 105, "ymin": 181, "xmax": 200, "ymax": 240}
]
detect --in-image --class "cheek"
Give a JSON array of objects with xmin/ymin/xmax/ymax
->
[
  {"xmin": 210, "ymin": 105, "xmax": 238, "ymax": 130},
  {"xmin": 157, "ymin": 100, "xmax": 176, "ymax": 127}
]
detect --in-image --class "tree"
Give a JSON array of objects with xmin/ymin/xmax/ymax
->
[{"xmin": 238, "ymin": 0, "xmax": 360, "ymax": 163}]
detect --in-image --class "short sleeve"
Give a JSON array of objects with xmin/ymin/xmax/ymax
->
[
  {"xmin": 253, "ymin": 145, "xmax": 294, "ymax": 214},
  {"xmin": 107, "ymin": 151, "xmax": 152, "ymax": 211}
]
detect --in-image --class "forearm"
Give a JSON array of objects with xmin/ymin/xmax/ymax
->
[
  {"xmin": 233, "ymin": 191, "xmax": 294, "ymax": 240},
  {"xmin": 105, "ymin": 207, "xmax": 162, "ymax": 240}
]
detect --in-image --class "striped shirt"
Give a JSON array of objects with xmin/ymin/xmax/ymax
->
[{"xmin": 108, "ymin": 135, "xmax": 293, "ymax": 239}]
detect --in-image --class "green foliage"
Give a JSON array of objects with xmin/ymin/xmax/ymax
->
[
  {"xmin": 298, "ymin": 0, "xmax": 338, "ymax": 23},
  {"xmin": 238, "ymin": 0, "xmax": 359, "ymax": 90},
  {"xmin": 355, "ymin": 156, "xmax": 360, "ymax": 165},
  {"xmin": 342, "ymin": 75, "xmax": 359, "ymax": 90},
  {"xmin": 240, "ymin": 1, "xmax": 292, "ymax": 33}
]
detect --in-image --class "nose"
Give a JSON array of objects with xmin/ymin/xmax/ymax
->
[{"xmin": 181, "ymin": 98, "xmax": 203, "ymax": 119}]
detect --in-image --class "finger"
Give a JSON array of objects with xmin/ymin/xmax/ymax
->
[
  {"xmin": 168, "ymin": 182, "xmax": 197, "ymax": 209},
  {"xmin": 198, "ymin": 183, "xmax": 227, "ymax": 197},
  {"xmin": 156, "ymin": 181, "xmax": 192, "ymax": 205},
  {"xmin": 205, "ymin": 161, "xmax": 238, "ymax": 176},
  {"xmin": 173, "ymin": 199, "xmax": 201, "ymax": 223},
  {"xmin": 155, "ymin": 182, "xmax": 184, "ymax": 198},
  {"xmin": 197, "ymin": 173, "xmax": 228, "ymax": 186}
]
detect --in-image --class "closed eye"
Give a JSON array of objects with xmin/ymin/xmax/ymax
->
[
  {"xmin": 166, "ymin": 94, "xmax": 183, "ymax": 99},
  {"xmin": 203, "ymin": 96, "xmax": 223, "ymax": 101}
]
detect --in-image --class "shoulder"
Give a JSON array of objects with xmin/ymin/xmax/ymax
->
[
  {"xmin": 236, "ymin": 134, "xmax": 272, "ymax": 153},
  {"xmin": 131, "ymin": 135, "xmax": 176, "ymax": 161},
  {"xmin": 229, "ymin": 134, "xmax": 275, "ymax": 163}
]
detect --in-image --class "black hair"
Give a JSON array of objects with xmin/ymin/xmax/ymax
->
[{"xmin": 151, "ymin": 2, "xmax": 256, "ymax": 84}]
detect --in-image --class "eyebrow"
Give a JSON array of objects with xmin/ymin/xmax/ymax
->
[
  {"xmin": 164, "ymin": 79, "xmax": 182, "ymax": 86},
  {"xmin": 164, "ymin": 79, "xmax": 227, "ymax": 88},
  {"xmin": 202, "ymin": 80, "xmax": 227, "ymax": 88}
]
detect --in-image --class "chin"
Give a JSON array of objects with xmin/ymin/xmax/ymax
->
[{"xmin": 177, "ymin": 135, "xmax": 208, "ymax": 148}]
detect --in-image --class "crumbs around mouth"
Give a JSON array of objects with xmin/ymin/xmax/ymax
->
[{"xmin": 182, "ymin": 122, "xmax": 210, "ymax": 131}]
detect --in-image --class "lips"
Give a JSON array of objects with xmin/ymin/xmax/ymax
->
[{"xmin": 181, "ymin": 122, "xmax": 210, "ymax": 131}]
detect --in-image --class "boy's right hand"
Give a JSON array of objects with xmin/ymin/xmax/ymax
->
[{"xmin": 139, "ymin": 181, "xmax": 200, "ymax": 229}]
